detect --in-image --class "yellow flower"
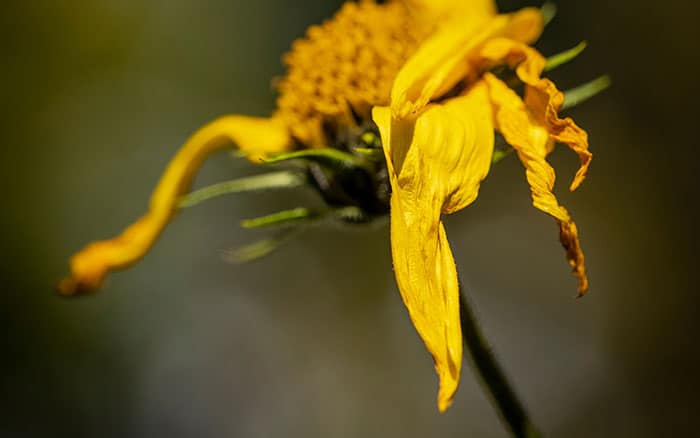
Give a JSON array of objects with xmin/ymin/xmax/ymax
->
[{"xmin": 58, "ymin": 0, "xmax": 592, "ymax": 412}]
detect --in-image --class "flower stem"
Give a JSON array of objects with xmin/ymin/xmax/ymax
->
[{"xmin": 459, "ymin": 286, "xmax": 542, "ymax": 438}]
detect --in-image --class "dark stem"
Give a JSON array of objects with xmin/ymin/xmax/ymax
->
[{"xmin": 459, "ymin": 286, "xmax": 542, "ymax": 438}]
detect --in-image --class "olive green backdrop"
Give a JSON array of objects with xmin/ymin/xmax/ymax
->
[{"xmin": 1, "ymin": 1, "xmax": 697, "ymax": 436}]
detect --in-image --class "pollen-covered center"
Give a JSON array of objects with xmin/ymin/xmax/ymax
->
[{"xmin": 275, "ymin": 1, "xmax": 430, "ymax": 148}]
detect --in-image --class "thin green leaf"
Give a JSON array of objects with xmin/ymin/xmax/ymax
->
[
  {"xmin": 177, "ymin": 170, "xmax": 305, "ymax": 209},
  {"xmin": 545, "ymin": 41, "xmax": 587, "ymax": 72},
  {"xmin": 562, "ymin": 75, "xmax": 611, "ymax": 110}
]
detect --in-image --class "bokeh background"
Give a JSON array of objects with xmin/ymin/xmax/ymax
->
[{"xmin": 2, "ymin": 0, "xmax": 697, "ymax": 436}]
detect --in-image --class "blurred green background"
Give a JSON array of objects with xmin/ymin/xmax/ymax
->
[{"xmin": 1, "ymin": 0, "xmax": 697, "ymax": 436}]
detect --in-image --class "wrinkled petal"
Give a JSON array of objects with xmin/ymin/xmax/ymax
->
[
  {"xmin": 484, "ymin": 74, "xmax": 588, "ymax": 295},
  {"xmin": 373, "ymin": 83, "xmax": 494, "ymax": 411},
  {"xmin": 57, "ymin": 116, "xmax": 291, "ymax": 295},
  {"xmin": 524, "ymin": 80, "xmax": 591, "ymax": 191},
  {"xmin": 390, "ymin": 7, "xmax": 543, "ymax": 118},
  {"xmin": 475, "ymin": 38, "xmax": 592, "ymax": 190}
]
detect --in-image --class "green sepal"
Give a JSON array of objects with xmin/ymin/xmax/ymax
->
[
  {"xmin": 359, "ymin": 131, "xmax": 382, "ymax": 149},
  {"xmin": 263, "ymin": 148, "xmax": 371, "ymax": 172},
  {"xmin": 241, "ymin": 206, "xmax": 374, "ymax": 229},
  {"xmin": 492, "ymin": 148, "xmax": 514, "ymax": 164},
  {"xmin": 178, "ymin": 170, "xmax": 306, "ymax": 209},
  {"xmin": 541, "ymin": 2, "xmax": 557, "ymax": 27},
  {"xmin": 223, "ymin": 229, "xmax": 301, "ymax": 263},
  {"xmin": 545, "ymin": 41, "xmax": 587, "ymax": 72},
  {"xmin": 562, "ymin": 75, "xmax": 611, "ymax": 110},
  {"xmin": 228, "ymin": 206, "xmax": 374, "ymax": 263},
  {"xmin": 241, "ymin": 207, "xmax": 317, "ymax": 229},
  {"xmin": 351, "ymin": 146, "xmax": 384, "ymax": 161}
]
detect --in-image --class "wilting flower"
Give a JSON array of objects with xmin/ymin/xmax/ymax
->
[{"xmin": 59, "ymin": 0, "xmax": 599, "ymax": 411}]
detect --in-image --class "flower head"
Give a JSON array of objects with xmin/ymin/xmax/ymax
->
[{"xmin": 59, "ymin": 0, "xmax": 599, "ymax": 412}]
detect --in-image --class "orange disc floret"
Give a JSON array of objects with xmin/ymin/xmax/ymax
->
[{"xmin": 274, "ymin": 0, "xmax": 430, "ymax": 147}]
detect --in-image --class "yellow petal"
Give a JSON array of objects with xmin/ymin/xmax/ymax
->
[
  {"xmin": 401, "ymin": 0, "xmax": 497, "ymax": 20},
  {"xmin": 373, "ymin": 83, "xmax": 494, "ymax": 411},
  {"xmin": 524, "ymin": 79, "xmax": 591, "ymax": 191},
  {"xmin": 475, "ymin": 38, "xmax": 592, "ymax": 190},
  {"xmin": 483, "ymin": 74, "xmax": 588, "ymax": 295},
  {"xmin": 390, "ymin": 7, "xmax": 543, "ymax": 118},
  {"xmin": 57, "ymin": 116, "xmax": 291, "ymax": 295}
]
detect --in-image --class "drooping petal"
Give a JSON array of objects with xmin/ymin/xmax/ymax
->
[
  {"xmin": 483, "ymin": 74, "xmax": 588, "ymax": 295},
  {"xmin": 57, "ymin": 116, "xmax": 291, "ymax": 295},
  {"xmin": 390, "ymin": 7, "xmax": 543, "ymax": 118},
  {"xmin": 373, "ymin": 83, "xmax": 494, "ymax": 411},
  {"xmin": 524, "ymin": 80, "xmax": 591, "ymax": 191},
  {"xmin": 475, "ymin": 38, "xmax": 592, "ymax": 190}
]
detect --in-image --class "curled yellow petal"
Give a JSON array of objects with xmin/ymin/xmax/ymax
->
[
  {"xmin": 57, "ymin": 116, "xmax": 291, "ymax": 296},
  {"xmin": 373, "ymin": 83, "xmax": 494, "ymax": 411},
  {"xmin": 484, "ymin": 74, "xmax": 588, "ymax": 295},
  {"xmin": 390, "ymin": 7, "xmax": 543, "ymax": 118},
  {"xmin": 475, "ymin": 38, "xmax": 592, "ymax": 190},
  {"xmin": 524, "ymin": 79, "xmax": 591, "ymax": 191}
]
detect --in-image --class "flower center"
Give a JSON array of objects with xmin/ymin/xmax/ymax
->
[{"xmin": 274, "ymin": 0, "xmax": 430, "ymax": 148}]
